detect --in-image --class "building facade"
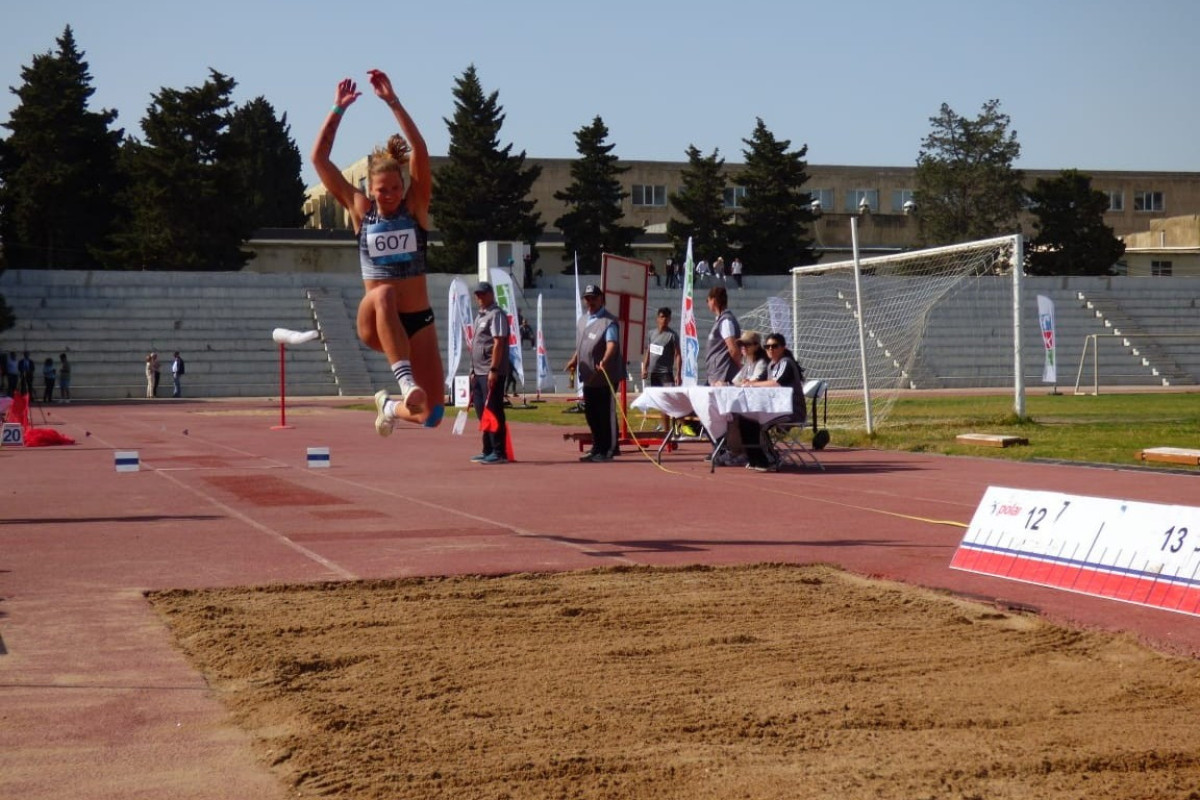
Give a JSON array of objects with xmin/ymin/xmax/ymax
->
[{"xmin": 302, "ymin": 158, "xmax": 1200, "ymax": 271}]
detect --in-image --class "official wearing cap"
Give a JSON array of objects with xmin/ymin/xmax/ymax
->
[
  {"xmin": 564, "ymin": 285, "xmax": 625, "ymax": 462},
  {"xmin": 469, "ymin": 281, "xmax": 510, "ymax": 464}
]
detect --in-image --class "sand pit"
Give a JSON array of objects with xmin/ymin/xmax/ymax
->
[{"xmin": 150, "ymin": 564, "xmax": 1200, "ymax": 799}]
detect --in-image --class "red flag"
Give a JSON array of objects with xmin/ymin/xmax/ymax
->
[
  {"xmin": 479, "ymin": 407, "xmax": 516, "ymax": 461},
  {"xmin": 6, "ymin": 391, "xmax": 30, "ymax": 427}
]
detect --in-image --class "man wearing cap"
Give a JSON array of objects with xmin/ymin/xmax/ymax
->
[
  {"xmin": 469, "ymin": 281, "xmax": 510, "ymax": 464},
  {"xmin": 565, "ymin": 284, "xmax": 625, "ymax": 462}
]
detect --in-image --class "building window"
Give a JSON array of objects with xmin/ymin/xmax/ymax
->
[
  {"xmin": 1134, "ymin": 191, "xmax": 1165, "ymax": 212},
  {"xmin": 723, "ymin": 185, "xmax": 747, "ymax": 209},
  {"xmin": 631, "ymin": 184, "xmax": 667, "ymax": 207},
  {"xmin": 1105, "ymin": 190, "xmax": 1124, "ymax": 212},
  {"xmin": 807, "ymin": 188, "xmax": 833, "ymax": 213},
  {"xmin": 891, "ymin": 189, "xmax": 915, "ymax": 213},
  {"xmin": 845, "ymin": 189, "xmax": 878, "ymax": 214},
  {"xmin": 1151, "ymin": 260, "xmax": 1173, "ymax": 276}
]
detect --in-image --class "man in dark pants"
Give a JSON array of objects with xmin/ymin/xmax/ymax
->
[
  {"xmin": 565, "ymin": 285, "xmax": 625, "ymax": 462},
  {"xmin": 468, "ymin": 281, "xmax": 510, "ymax": 464}
]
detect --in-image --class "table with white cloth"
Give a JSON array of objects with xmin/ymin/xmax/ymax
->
[{"xmin": 631, "ymin": 386, "xmax": 795, "ymax": 470}]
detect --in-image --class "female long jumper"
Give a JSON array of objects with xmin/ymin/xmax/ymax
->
[{"xmin": 311, "ymin": 68, "xmax": 445, "ymax": 433}]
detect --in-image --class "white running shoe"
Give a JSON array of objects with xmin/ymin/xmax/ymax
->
[
  {"xmin": 398, "ymin": 377, "xmax": 426, "ymax": 415},
  {"xmin": 374, "ymin": 389, "xmax": 395, "ymax": 437}
]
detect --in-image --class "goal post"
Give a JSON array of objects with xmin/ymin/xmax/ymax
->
[{"xmin": 741, "ymin": 233, "xmax": 1024, "ymax": 433}]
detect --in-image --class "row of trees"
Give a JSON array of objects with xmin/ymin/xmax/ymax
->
[
  {"xmin": 0, "ymin": 28, "xmax": 1124, "ymax": 281},
  {"xmin": 915, "ymin": 100, "xmax": 1124, "ymax": 275},
  {"xmin": 0, "ymin": 27, "xmax": 305, "ymax": 271}
]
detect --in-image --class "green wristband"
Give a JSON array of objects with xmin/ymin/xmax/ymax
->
[{"xmin": 331, "ymin": 105, "xmax": 344, "ymax": 116}]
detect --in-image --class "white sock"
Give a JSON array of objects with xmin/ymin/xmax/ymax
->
[{"xmin": 391, "ymin": 360, "xmax": 414, "ymax": 389}]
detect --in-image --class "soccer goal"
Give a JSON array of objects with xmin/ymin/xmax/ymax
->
[{"xmin": 740, "ymin": 227, "xmax": 1024, "ymax": 434}]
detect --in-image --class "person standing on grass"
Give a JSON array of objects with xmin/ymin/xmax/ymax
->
[
  {"xmin": 311, "ymin": 68, "xmax": 444, "ymax": 436},
  {"xmin": 468, "ymin": 281, "xmax": 510, "ymax": 465}
]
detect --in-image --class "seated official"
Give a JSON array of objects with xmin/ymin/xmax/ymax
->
[
  {"xmin": 733, "ymin": 333, "xmax": 806, "ymax": 471},
  {"xmin": 731, "ymin": 330, "xmax": 768, "ymax": 386}
]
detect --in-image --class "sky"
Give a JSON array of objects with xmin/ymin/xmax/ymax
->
[{"xmin": 3, "ymin": 0, "xmax": 1198, "ymax": 190}]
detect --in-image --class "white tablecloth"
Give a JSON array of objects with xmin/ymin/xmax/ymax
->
[{"xmin": 631, "ymin": 386, "xmax": 794, "ymax": 440}]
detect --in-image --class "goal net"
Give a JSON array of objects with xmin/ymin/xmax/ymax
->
[{"xmin": 739, "ymin": 234, "xmax": 1024, "ymax": 433}]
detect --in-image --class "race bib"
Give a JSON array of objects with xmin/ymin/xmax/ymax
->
[
  {"xmin": 364, "ymin": 219, "xmax": 417, "ymax": 265},
  {"xmin": 649, "ymin": 343, "xmax": 664, "ymax": 356}
]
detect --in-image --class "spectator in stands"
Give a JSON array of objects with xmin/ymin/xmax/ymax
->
[
  {"xmin": 519, "ymin": 313, "xmax": 534, "ymax": 348},
  {"xmin": 1, "ymin": 352, "xmax": 12, "ymax": 398},
  {"xmin": 18, "ymin": 351, "xmax": 35, "ymax": 395},
  {"xmin": 146, "ymin": 352, "xmax": 160, "ymax": 398},
  {"xmin": 732, "ymin": 330, "xmax": 769, "ymax": 385},
  {"xmin": 565, "ymin": 285, "xmax": 624, "ymax": 462},
  {"xmin": 736, "ymin": 332, "xmax": 807, "ymax": 472},
  {"xmin": 704, "ymin": 286, "xmax": 742, "ymax": 385},
  {"xmin": 58, "ymin": 353, "xmax": 71, "ymax": 403},
  {"xmin": 469, "ymin": 281, "xmax": 510, "ymax": 464},
  {"xmin": 311, "ymin": 68, "xmax": 444, "ymax": 435},
  {"xmin": 41, "ymin": 357, "xmax": 56, "ymax": 404},
  {"xmin": 171, "ymin": 351, "xmax": 185, "ymax": 398}
]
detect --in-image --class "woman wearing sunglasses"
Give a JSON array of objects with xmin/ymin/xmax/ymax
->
[
  {"xmin": 737, "ymin": 333, "xmax": 807, "ymax": 471},
  {"xmin": 732, "ymin": 330, "xmax": 769, "ymax": 386}
]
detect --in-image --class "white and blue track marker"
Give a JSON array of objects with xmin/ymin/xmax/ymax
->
[
  {"xmin": 306, "ymin": 446, "xmax": 331, "ymax": 469},
  {"xmin": 114, "ymin": 451, "xmax": 140, "ymax": 472},
  {"xmin": 953, "ymin": 485, "xmax": 1200, "ymax": 617}
]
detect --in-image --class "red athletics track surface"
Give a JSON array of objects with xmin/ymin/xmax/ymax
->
[{"xmin": 2, "ymin": 397, "xmax": 1198, "ymax": 800}]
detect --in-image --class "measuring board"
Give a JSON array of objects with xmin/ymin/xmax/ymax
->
[{"xmin": 951, "ymin": 485, "xmax": 1200, "ymax": 617}]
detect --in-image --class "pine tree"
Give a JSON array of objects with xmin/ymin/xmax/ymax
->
[
  {"xmin": 554, "ymin": 116, "xmax": 642, "ymax": 273},
  {"xmin": 107, "ymin": 70, "xmax": 251, "ymax": 270},
  {"xmin": 914, "ymin": 99, "xmax": 1025, "ymax": 246},
  {"xmin": 734, "ymin": 119, "xmax": 816, "ymax": 274},
  {"xmin": 1026, "ymin": 169, "xmax": 1125, "ymax": 276},
  {"xmin": 227, "ymin": 97, "xmax": 307, "ymax": 230},
  {"xmin": 0, "ymin": 26, "xmax": 123, "ymax": 269},
  {"xmin": 667, "ymin": 145, "xmax": 730, "ymax": 263},
  {"xmin": 430, "ymin": 65, "xmax": 544, "ymax": 273}
]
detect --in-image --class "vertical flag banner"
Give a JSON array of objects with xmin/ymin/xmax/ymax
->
[
  {"xmin": 489, "ymin": 268, "xmax": 524, "ymax": 386},
  {"xmin": 680, "ymin": 237, "xmax": 699, "ymax": 386},
  {"xmin": 536, "ymin": 293, "xmax": 550, "ymax": 392},
  {"xmin": 446, "ymin": 278, "xmax": 472, "ymax": 388},
  {"xmin": 766, "ymin": 296, "xmax": 791, "ymax": 339},
  {"xmin": 1037, "ymin": 294, "xmax": 1057, "ymax": 384}
]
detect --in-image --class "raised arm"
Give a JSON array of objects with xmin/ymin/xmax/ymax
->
[
  {"xmin": 367, "ymin": 69, "xmax": 431, "ymax": 229},
  {"xmin": 310, "ymin": 78, "xmax": 367, "ymax": 218}
]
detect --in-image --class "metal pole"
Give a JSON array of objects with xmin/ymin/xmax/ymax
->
[
  {"xmin": 1012, "ymin": 235, "xmax": 1026, "ymax": 418},
  {"xmin": 850, "ymin": 217, "xmax": 874, "ymax": 435},
  {"xmin": 272, "ymin": 343, "xmax": 292, "ymax": 430}
]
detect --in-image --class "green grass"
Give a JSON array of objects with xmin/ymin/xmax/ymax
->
[{"xmin": 490, "ymin": 391, "xmax": 1200, "ymax": 470}]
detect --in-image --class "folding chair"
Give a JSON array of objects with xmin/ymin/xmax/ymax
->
[
  {"xmin": 762, "ymin": 414, "xmax": 824, "ymax": 471},
  {"xmin": 803, "ymin": 379, "xmax": 831, "ymax": 450}
]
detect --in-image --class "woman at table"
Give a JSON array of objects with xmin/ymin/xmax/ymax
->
[
  {"xmin": 731, "ymin": 330, "xmax": 769, "ymax": 386},
  {"xmin": 736, "ymin": 332, "xmax": 807, "ymax": 471}
]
